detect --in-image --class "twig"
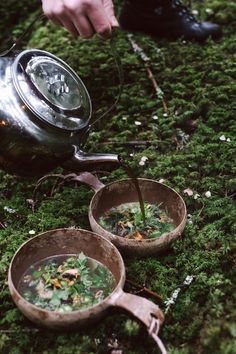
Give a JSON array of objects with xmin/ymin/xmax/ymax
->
[
  {"xmin": 0, "ymin": 328, "xmax": 39, "ymax": 334},
  {"xmin": 197, "ymin": 201, "xmax": 205, "ymax": 217},
  {"xmin": 127, "ymin": 34, "xmax": 168, "ymax": 113},
  {"xmin": 164, "ymin": 275, "xmax": 195, "ymax": 314},
  {"xmin": 126, "ymin": 279, "xmax": 163, "ymax": 302},
  {"xmin": 49, "ymin": 177, "xmax": 62, "ymax": 198},
  {"xmin": 99, "ymin": 140, "xmax": 152, "ymax": 146},
  {"xmin": 97, "ymin": 140, "xmax": 170, "ymax": 147},
  {"xmin": 145, "ymin": 64, "xmax": 168, "ymax": 112},
  {"xmin": 0, "ymin": 221, "xmax": 6, "ymax": 228},
  {"xmin": 32, "ymin": 173, "xmax": 78, "ymax": 210}
]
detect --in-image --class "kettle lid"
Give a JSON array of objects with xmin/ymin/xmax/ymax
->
[{"xmin": 12, "ymin": 49, "xmax": 92, "ymax": 131}]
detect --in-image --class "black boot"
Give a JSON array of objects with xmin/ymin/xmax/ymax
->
[{"xmin": 119, "ymin": 0, "xmax": 222, "ymax": 42}]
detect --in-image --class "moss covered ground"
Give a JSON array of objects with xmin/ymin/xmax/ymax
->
[{"xmin": 0, "ymin": 1, "xmax": 236, "ymax": 353}]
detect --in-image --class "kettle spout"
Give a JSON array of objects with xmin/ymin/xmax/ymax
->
[{"xmin": 62, "ymin": 148, "xmax": 121, "ymax": 172}]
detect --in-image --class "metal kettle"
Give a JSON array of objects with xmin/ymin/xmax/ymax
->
[{"xmin": 0, "ymin": 18, "xmax": 120, "ymax": 177}]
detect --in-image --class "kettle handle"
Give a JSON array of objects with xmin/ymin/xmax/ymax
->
[{"xmin": 0, "ymin": 13, "xmax": 45, "ymax": 57}]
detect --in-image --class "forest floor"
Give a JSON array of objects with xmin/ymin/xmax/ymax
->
[{"xmin": 0, "ymin": 1, "xmax": 235, "ymax": 353}]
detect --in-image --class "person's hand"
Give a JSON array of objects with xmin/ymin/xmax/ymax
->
[{"xmin": 41, "ymin": 0, "xmax": 119, "ymax": 39}]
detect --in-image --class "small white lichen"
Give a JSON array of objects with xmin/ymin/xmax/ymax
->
[
  {"xmin": 187, "ymin": 214, "xmax": 193, "ymax": 225},
  {"xmin": 219, "ymin": 135, "xmax": 226, "ymax": 141},
  {"xmin": 3, "ymin": 206, "xmax": 17, "ymax": 214},
  {"xmin": 164, "ymin": 275, "xmax": 194, "ymax": 313},
  {"xmin": 164, "ymin": 288, "xmax": 181, "ymax": 307},
  {"xmin": 192, "ymin": 9, "xmax": 199, "ymax": 16},
  {"xmin": 205, "ymin": 8, "xmax": 213, "ymax": 15},
  {"xmin": 205, "ymin": 191, "xmax": 212, "ymax": 198},
  {"xmin": 183, "ymin": 275, "xmax": 194, "ymax": 286},
  {"xmin": 139, "ymin": 156, "xmax": 148, "ymax": 166}
]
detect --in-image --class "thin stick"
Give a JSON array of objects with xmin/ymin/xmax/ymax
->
[
  {"xmin": 126, "ymin": 279, "xmax": 163, "ymax": 302},
  {"xmin": 0, "ymin": 221, "xmax": 5, "ymax": 228},
  {"xmin": 0, "ymin": 328, "xmax": 39, "ymax": 334},
  {"xmin": 127, "ymin": 34, "xmax": 168, "ymax": 113},
  {"xmin": 97, "ymin": 140, "xmax": 170, "ymax": 146},
  {"xmin": 145, "ymin": 64, "xmax": 168, "ymax": 112},
  {"xmin": 99, "ymin": 140, "xmax": 151, "ymax": 146},
  {"xmin": 32, "ymin": 173, "xmax": 78, "ymax": 209}
]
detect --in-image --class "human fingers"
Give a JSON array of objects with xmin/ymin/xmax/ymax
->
[
  {"xmin": 103, "ymin": 0, "xmax": 119, "ymax": 28},
  {"xmin": 41, "ymin": 0, "xmax": 112, "ymax": 39},
  {"xmin": 71, "ymin": 15, "xmax": 95, "ymax": 38},
  {"xmin": 63, "ymin": 0, "xmax": 111, "ymax": 39},
  {"xmin": 41, "ymin": 0, "xmax": 60, "ymax": 24},
  {"xmin": 51, "ymin": 0, "xmax": 105, "ymax": 38},
  {"xmin": 41, "ymin": 0, "xmax": 78, "ymax": 36},
  {"xmin": 85, "ymin": 1, "xmax": 112, "ymax": 39},
  {"xmin": 55, "ymin": 11, "xmax": 80, "ymax": 37}
]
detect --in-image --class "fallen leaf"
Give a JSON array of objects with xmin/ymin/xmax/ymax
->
[{"xmin": 134, "ymin": 231, "xmax": 143, "ymax": 241}]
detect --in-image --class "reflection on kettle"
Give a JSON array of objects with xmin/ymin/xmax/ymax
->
[{"xmin": 0, "ymin": 49, "xmax": 120, "ymax": 177}]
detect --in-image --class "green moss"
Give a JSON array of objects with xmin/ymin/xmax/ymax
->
[{"xmin": 0, "ymin": 0, "xmax": 235, "ymax": 353}]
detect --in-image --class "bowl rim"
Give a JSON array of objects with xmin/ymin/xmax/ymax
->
[
  {"xmin": 89, "ymin": 178, "xmax": 187, "ymax": 244},
  {"xmin": 8, "ymin": 228, "xmax": 126, "ymax": 316}
]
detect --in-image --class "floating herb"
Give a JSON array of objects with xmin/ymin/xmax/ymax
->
[
  {"xmin": 99, "ymin": 202, "xmax": 175, "ymax": 240},
  {"xmin": 18, "ymin": 253, "xmax": 115, "ymax": 312}
]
